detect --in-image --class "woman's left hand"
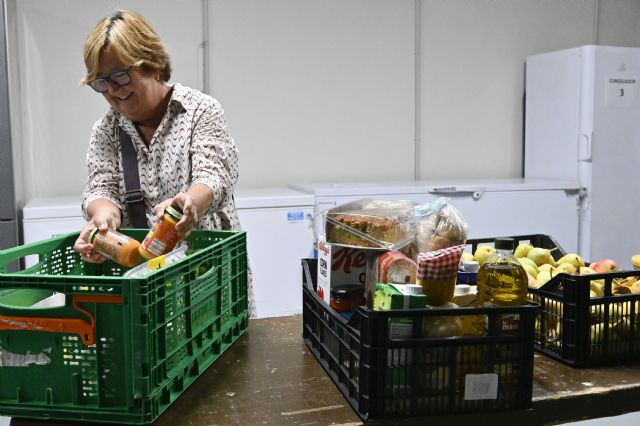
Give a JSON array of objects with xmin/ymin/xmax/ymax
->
[{"xmin": 154, "ymin": 192, "xmax": 199, "ymax": 238}]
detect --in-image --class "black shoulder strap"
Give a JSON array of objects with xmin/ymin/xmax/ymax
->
[{"xmin": 119, "ymin": 126, "xmax": 148, "ymax": 228}]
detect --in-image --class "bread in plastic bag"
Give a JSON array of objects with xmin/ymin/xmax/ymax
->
[
  {"xmin": 324, "ymin": 198, "xmax": 418, "ymax": 250},
  {"xmin": 415, "ymin": 198, "xmax": 469, "ymax": 253}
]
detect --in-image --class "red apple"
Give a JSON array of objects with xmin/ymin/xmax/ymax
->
[{"xmin": 590, "ymin": 259, "xmax": 619, "ymax": 273}]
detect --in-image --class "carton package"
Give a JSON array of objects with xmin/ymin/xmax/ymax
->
[{"xmin": 317, "ymin": 234, "xmax": 367, "ymax": 305}]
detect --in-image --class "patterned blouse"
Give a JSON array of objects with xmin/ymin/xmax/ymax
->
[
  {"xmin": 81, "ymin": 83, "xmax": 241, "ymax": 231},
  {"xmin": 82, "ymin": 83, "xmax": 256, "ymax": 317}
]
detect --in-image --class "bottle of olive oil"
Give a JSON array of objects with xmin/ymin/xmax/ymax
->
[
  {"xmin": 476, "ymin": 237, "xmax": 528, "ymax": 335},
  {"xmin": 477, "ymin": 237, "xmax": 528, "ymax": 307}
]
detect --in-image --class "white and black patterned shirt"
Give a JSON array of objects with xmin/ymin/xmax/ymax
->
[{"xmin": 81, "ymin": 83, "xmax": 241, "ymax": 231}]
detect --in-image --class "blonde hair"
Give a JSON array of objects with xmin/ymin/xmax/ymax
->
[{"xmin": 80, "ymin": 10, "xmax": 171, "ymax": 85}]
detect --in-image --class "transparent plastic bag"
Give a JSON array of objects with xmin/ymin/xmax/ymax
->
[
  {"xmin": 123, "ymin": 244, "xmax": 188, "ymax": 278},
  {"xmin": 324, "ymin": 198, "xmax": 419, "ymax": 250},
  {"xmin": 415, "ymin": 197, "xmax": 469, "ymax": 253}
]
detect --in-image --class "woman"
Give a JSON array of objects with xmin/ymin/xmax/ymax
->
[{"xmin": 73, "ymin": 10, "xmax": 255, "ymax": 316}]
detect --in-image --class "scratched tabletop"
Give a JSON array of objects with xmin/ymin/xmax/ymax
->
[{"xmin": 7, "ymin": 316, "xmax": 640, "ymax": 425}]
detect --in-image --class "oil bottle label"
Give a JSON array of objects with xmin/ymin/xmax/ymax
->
[{"xmin": 497, "ymin": 313, "xmax": 520, "ymax": 335}]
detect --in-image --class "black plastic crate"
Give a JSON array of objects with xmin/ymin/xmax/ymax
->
[
  {"xmin": 302, "ymin": 259, "xmax": 538, "ymax": 420},
  {"xmin": 467, "ymin": 234, "xmax": 640, "ymax": 367}
]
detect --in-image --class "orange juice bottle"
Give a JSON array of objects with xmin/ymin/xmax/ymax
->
[
  {"xmin": 89, "ymin": 228, "xmax": 142, "ymax": 267},
  {"xmin": 138, "ymin": 206, "xmax": 183, "ymax": 260}
]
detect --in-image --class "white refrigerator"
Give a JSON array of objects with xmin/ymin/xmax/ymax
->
[
  {"xmin": 290, "ymin": 178, "xmax": 580, "ymax": 254},
  {"xmin": 525, "ymin": 45, "xmax": 640, "ymax": 268}
]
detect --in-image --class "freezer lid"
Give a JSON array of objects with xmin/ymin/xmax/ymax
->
[
  {"xmin": 423, "ymin": 178, "xmax": 581, "ymax": 193},
  {"xmin": 290, "ymin": 178, "xmax": 580, "ymax": 198},
  {"xmin": 289, "ymin": 180, "xmax": 429, "ymax": 197},
  {"xmin": 23, "ymin": 196, "xmax": 83, "ymax": 220},
  {"xmin": 234, "ymin": 187, "xmax": 314, "ymax": 209}
]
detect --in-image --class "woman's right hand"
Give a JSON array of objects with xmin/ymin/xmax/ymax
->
[{"xmin": 73, "ymin": 207, "xmax": 120, "ymax": 263}]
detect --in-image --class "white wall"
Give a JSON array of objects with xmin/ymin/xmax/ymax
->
[
  {"xmin": 8, "ymin": 0, "xmax": 640, "ymax": 203},
  {"xmin": 6, "ymin": 0, "xmax": 204, "ymax": 206}
]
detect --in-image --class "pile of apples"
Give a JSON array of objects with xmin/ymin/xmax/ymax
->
[{"xmin": 466, "ymin": 243, "xmax": 640, "ymax": 297}]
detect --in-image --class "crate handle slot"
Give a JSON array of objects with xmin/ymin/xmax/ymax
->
[
  {"xmin": 0, "ymin": 294, "xmax": 123, "ymax": 346},
  {"xmin": 0, "ymin": 232, "xmax": 80, "ymax": 273},
  {"xmin": 194, "ymin": 260, "xmax": 216, "ymax": 281}
]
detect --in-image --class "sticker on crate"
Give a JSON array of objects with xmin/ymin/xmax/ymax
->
[
  {"xmin": 464, "ymin": 373, "xmax": 499, "ymax": 400},
  {"xmin": 317, "ymin": 234, "xmax": 366, "ymax": 304}
]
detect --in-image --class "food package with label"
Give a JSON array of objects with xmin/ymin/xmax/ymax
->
[
  {"xmin": 324, "ymin": 198, "xmax": 419, "ymax": 250},
  {"xmin": 378, "ymin": 251, "xmax": 418, "ymax": 284},
  {"xmin": 374, "ymin": 283, "xmax": 427, "ymax": 311}
]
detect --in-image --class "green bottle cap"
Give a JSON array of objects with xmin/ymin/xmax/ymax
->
[
  {"xmin": 165, "ymin": 206, "xmax": 183, "ymax": 221},
  {"xmin": 88, "ymin": 228, "xmax": 100, "ymax": 243}
]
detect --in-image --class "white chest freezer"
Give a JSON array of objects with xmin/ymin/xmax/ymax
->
[
  {"xmin": 290, "ymin": 178, "xmax": 581, "ymax": 253},
  {"xmin": 234, "ymin": 188, "xmax": 314, "ymax": 319},
  {"xmin": 22, "ymin": 196, "xmax": 87, "ymax": 267},
  {"xmin": 22, "ymin": 188, "xmax": 315, "ymax": 319}
]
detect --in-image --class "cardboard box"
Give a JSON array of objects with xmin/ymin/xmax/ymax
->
[
  {"xmin": 374, "ymin": 283, "xmax": 427, "ymax": 311},
  {"xmin": 317, "ymin": 234, "xmax": 367, "ymax": 305}
]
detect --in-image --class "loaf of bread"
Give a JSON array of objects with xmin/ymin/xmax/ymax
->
[
  {"xmin": 378, "ymin": 251, "xmax": 417, "ymax": 284},
  {"xmin": 417, "ymin": 204, "xmax": 468, "ymax": 252}
]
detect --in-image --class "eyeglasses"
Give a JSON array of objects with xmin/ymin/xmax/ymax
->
[{"xmin": 88, "ymin": 66, "xmax": 132, "ymax": 93}]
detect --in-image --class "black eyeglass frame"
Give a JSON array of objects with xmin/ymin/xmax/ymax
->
[{"xmin": 87, "ymin": 66, "xmax": 132, "ymax": 93}]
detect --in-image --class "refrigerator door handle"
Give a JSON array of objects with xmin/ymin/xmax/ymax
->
[
  {"xmin": 427, "ymin": 186, "xmax": 486, "ymax": 200},
  {"xmin": 578, "ymin": 132, "xmax": 592, "ymax": 162}
]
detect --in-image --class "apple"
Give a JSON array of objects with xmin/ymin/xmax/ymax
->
[
  {"xmin": 590, "ymin": 259, "xmax": 619, "ymax": 273},
  {"xmin": 526, "ymin": 272, "xmax": 537, "ymax": 286},
  {"xmin": 461, "ymin": 252, "xmax": 475, "ymax": 262},
  {"xmin": 474, "ymin": 245, "xmax": 496, "ymax": 265}
]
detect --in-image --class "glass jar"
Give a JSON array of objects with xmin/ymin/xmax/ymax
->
[
  {"xmin": 88, "ymin": 228, "xmax": 141, "ymax": 267},
  {"xmin": 330, "ymin": 284, "xmax": 365, "ymax": 313},
  {"xmin": 138, "ymin": 206, "xmax": 184, "ymax": 260}
]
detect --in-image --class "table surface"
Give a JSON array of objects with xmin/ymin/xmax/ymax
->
[{"xmin": 7, "ymin": 315, "xmax": 640, "ymax": 426}]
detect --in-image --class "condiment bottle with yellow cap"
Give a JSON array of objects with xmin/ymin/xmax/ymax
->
[
  {"xmin": 138, "ymin": 206, "xmax": 184, "ymax": 260},
  {"xmin": 88, "ymin": 228, "xmax": 142, "ymax": 267}
]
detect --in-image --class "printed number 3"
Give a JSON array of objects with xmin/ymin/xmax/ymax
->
[{"xmin": 620, "ymin": 88, "xmax": 625, "ymax": 97}]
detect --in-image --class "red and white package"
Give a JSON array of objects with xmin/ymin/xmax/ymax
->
[{"xmin": 378, "ymin": 251, "xmax": 417, "ymax": 284}]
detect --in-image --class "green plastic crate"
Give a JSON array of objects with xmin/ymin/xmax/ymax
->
[{"xmin": 0, "ymin": 229, "xmax": 248, "ymax": 424}]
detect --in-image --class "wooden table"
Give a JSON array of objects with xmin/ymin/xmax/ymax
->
[{"xmin": 8, "ymin": 316, "xmax": 640, "ymax": 425}]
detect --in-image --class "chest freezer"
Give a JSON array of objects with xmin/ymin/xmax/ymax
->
[
  {"xmin": 22, "ymin": 196, "xmax": 87, "ymax": 268},
  {"xmin": 22, "ymin": 188, "xmax": 315, "ymax": 319},
  {"xmin": 234, "ymin": 187, "xmax": 315, "ymax": 319},
  {"xmin": 290, "ymin": 178, "xmax": 581, "ymax": 253}
]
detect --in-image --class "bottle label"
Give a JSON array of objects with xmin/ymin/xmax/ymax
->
[
  {"xmin": 141, "ymin": 223, "xmax": 180, "ymax": 257},
  {"xmin": 93, "ymin": 233, "xmax": 125, "ymax": 260},
  {"xmin": 497, "ymin": 313, "xmax": 520, "ymax": 335}
]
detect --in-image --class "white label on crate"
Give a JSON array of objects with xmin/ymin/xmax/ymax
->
[
  {"xmin": 389, "ymin": 321, "xmax": 413, "ymax": 340},
  {"xmin": 464, "ymin": 373, "xmax": 499, "ymax": 400}
]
